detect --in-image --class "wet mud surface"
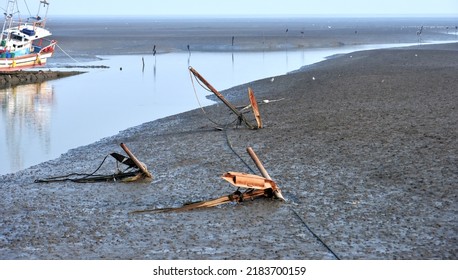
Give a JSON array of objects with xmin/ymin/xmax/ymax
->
[{"xmin": 1, "ymin": 43, "xmax": 457, "ymax": 259}]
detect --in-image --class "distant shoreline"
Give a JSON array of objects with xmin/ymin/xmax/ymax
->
[
  {"xmin": 49, "ymin": 17, "xmax": 457, "ymax": 62},
  {"xmin": 49, "ymin": 15, "xmax": 458, "ymax": 20}
]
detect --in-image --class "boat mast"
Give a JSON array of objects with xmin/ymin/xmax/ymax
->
[
  {"xmin": 35, "ymin": 0, "xmax": 49, "ymax": 27},
  {"xmin": 1, "ymin": 0, "xmax": 17, "ymax": 42}
]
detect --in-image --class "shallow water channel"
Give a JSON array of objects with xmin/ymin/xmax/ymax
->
[{"xmin": 0, "ymin": 43, "xmax": 416, "ymax": 175}]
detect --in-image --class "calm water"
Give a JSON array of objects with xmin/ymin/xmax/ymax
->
[{"xmin": 0, "ymin": 42, "xmax": 437, "ymax": 175}]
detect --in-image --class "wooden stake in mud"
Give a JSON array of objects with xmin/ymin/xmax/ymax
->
[
  {"xmin": 120, "ymin": 143, "xmax": 153, "ymax": 178},
  {"xmin": 247, "ymin": 147, "xmax": 285, "ymax": 201},
  {"xmin": 189, "ymin": 66, "xmax": 256, "ymax": 130},
  {"xmin": 248, "ymin": 87, "xmax": 262, "ymax": 129}
]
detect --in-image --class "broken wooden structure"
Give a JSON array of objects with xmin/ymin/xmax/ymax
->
[
  {"xmin": 35, "ymin": 143, "xmax": 152, "ymax": 183},
  {"xmin": 248, "ymin": 87, "xmax": 263, "ymax": 128},
  {"xmin": 189, "ymin": 66, "xmax": 262, "ymax": 129},
  {"xmin": 132, "ymin": 147, "xmax": 283, "ymax": 214},
  {"xmin": 119, "ymin": 143, "xmax": 153, "ymax": 180},
  {"xmin": 246, "ymin": 147, "xmax": 284, "ymax": 200}
]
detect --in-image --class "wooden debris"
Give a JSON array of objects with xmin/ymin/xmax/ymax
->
[
  {"xmin": 248, "ymin": 87, "xmax": 263, "ymax": 128},
  {"xmin": 120, "ymin": 143, "xmax": 153, "ymax": 179},
  {"xmin": 189, "ymin": 66, "xmax": 256, "ymax": 130},
  {"xmin": 110, "ymin": 152, "xmax": 137, "ymax": 169},
  {"xmin": 35, "ymin": 143, "xmax": 152, "ymax": 183},
  {"xmin": 247, "ymin": 147, "xmax": 285, "ymax": 201},
  {"xmin": 131, "ymin": 148, "xmax": 283, "ymax": 214},
  {"xmin": 132, "ymin": 189, "xmax": 267, "ymax": 214},
  {"xmin": 222, "ymin": 172, "xmax": 276, "ymax": 190}
]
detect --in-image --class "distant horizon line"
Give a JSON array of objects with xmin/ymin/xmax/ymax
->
[{"xmin": 50, "ymin": 13, "xmax": 458, "ymax": 19}]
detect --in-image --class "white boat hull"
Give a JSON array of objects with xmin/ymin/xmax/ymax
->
[{"xmin": 0, "ymin": 49, "xmax": 54, "ymax": 71}]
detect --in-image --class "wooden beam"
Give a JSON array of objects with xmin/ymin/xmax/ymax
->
[
  {"xmin": 246, "ymin": 147, "xmax": 285, "ymax": 201},
  {"xmin": 189, "ymin": 66, "xmax": 256, "ymax": 129},
  {"xmin": 248, "ymin": 87, "xmax": 262, "ymax": 128},
  {"xmin": 120, "ymin": 143, "xmax": 153, "ymax": 178}
]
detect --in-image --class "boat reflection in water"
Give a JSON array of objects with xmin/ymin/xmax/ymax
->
[{"xmin": 0, "ymin": 82, "xmax": 54, "ymax": 173}]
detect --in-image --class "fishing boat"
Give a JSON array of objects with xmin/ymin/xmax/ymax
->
[{"xmin": 0, "ymin": 0, "xmax": 56, "ymax": 71}]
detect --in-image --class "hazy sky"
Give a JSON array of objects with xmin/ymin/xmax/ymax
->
[{"xmin": 21, "ymin": 0, "xmax": 458, "ymax": 17}]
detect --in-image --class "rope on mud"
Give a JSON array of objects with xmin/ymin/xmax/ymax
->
[
  {"xmin": 223, "ymin": 128, "xmax": 256, "ymax": 174},
  {"xmin": 189, "ymin": 69, "xmax": 240, "ymax": 128},
  {"xmin": 34, "ymin": 154, "xmax": 138, "ymax": 183},
  {"xmin": 224, "ymin": 125, "xmax": 341, "ymax": 260},
  {"xmin": 290, "ymin": 208, "xmax": 341, "ymax": 259},
  {"xmin": 189, "ymin": 66, "xmax": 340, "ymax": 258}
]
